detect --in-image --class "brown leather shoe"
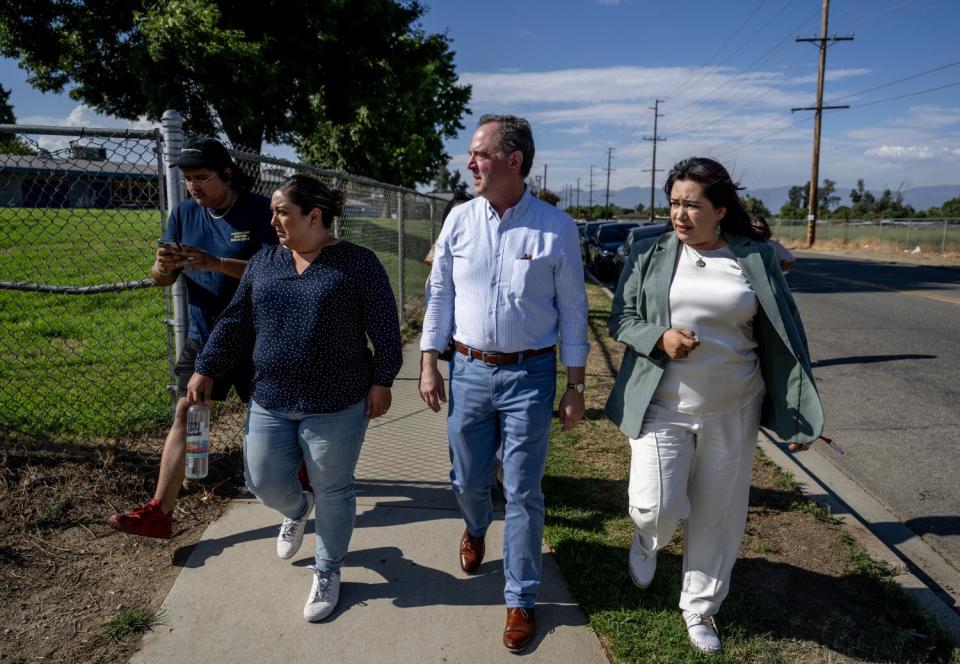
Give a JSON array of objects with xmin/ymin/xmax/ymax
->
[
  {"xmin": 503, "ymin": 607, "xmax": 536, "ymax": 653},
  {"xmin": 459, "ymin": 528, "xmax": 485, "ymax": 574}
]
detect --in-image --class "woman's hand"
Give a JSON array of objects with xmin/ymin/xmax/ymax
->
[
  {"xmin": 187, "ymin": 373, "xmax": 214, "ymax": 406},
  {"xmin": 657, "ymin": 328, "xmax": 700, "ymax": 359},
  {"xmin": 366, "ymin": 385, "xmax": 392, "ymax": 419}
]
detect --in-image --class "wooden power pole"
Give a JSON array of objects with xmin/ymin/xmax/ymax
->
[
  {"xmin": 793, "ymin": 0, "xmax": 852, "ymax": 246},
  {"xmin": 604, "ymin": 148, "xmax": 614, "ymax": 215},
  {"xmin": 643, "ymin": 99, "xmax": 665, "ymax": 223}
]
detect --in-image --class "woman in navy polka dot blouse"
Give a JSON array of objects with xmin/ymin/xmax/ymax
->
[{"xmin": 187, "ymin": 174, "xmax": 402, "ymax": 622}]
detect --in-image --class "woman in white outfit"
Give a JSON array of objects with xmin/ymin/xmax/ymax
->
[{"xmin": 605, "ymin": 157, "xmax": 824, "ymax": 655}]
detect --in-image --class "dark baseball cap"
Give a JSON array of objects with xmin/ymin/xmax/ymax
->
[{"xmin": 175, "ymin": 136, "xmax": 233, "ymax": 170}]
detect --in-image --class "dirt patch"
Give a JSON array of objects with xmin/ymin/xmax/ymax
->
[
  {"xmin": 0, "ymin": 405, "xmax": 248, "ymax": 663},
  {"xmin": 784, "ymin": 239, "xmax": 960, "ymax": 267}
]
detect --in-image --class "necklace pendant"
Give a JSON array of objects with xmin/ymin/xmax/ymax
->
[{"xmin": 696, "ymin": 258, "xmax": 706, "ymax": 268}]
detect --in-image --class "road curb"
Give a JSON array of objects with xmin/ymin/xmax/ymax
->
[{"xmin": 757, "ymin": 433, "xmax": 960, "ymax": 645}]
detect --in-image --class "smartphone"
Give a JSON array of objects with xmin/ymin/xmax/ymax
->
[{"xmin": 157, "ymin": 239, "xmax": 196, "ymax": 253}]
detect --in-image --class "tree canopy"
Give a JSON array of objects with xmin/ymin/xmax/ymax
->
[{"xmin": 0, "ymin": 0, "xmax": 471, "ymax": 185}]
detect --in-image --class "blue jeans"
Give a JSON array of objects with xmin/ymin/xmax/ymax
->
[
  {"xmin": 447, "ymin": 350, "xmax": 556, "ymax": 608},
  {"xmin": 244, "ymin": 398, "xmax": 368, "ymax": 572}
]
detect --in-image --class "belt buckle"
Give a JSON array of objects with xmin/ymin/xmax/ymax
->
[{"xmin": 481, "ymin": 350, "xmax": 498, "ymax": 365}]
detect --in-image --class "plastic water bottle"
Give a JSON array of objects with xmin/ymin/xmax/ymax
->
[{"xmin": 185, "ymin": 404, "xmax": 210, "ymax": 479}]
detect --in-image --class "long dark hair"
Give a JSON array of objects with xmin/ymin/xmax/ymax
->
[
  {"xmin": 441, "ymin": 191, "xmax": 473, "ymax": 224},
  {"xmin": 277, "ymin": 174, "xmax": 345, "ymax": 229},
  {"xmin": 663, "ymin": 157, "xmax": 763, "ymax": 240}
]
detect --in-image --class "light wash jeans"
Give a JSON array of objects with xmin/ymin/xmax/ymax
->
[
  {"xmin": 447, "ymin": 350, "xmax": 556, "ymax": 608},
  {"xmin": 244, "ymin": 398, "xmax": 368, "ymax": 572}
]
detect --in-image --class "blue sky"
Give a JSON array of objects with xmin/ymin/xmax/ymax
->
[{"xmin": 3, "ymin": 0, "xmax": 959, "ymax": 195}]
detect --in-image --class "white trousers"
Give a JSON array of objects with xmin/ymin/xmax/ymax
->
[{"xmin": 628, "ymin": 392, "xmax": 763, "ymax": 616}]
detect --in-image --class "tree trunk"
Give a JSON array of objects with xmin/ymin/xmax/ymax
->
[{"xmin": 222, "ymin": 121, "xmax": 264, "ymax": 154}]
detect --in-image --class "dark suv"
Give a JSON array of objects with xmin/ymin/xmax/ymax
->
[
  {"xmin": 589, "ymin": 222, "xmax": 639, "ymax": 281},
  {"xmin": 612, "ymin": 223, "xmax": 670, "ymax": 276}
]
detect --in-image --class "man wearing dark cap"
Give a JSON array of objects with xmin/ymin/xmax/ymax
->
[{"xmin": 109, "ymin": 136, "xmax": 280, "ymax": 539}]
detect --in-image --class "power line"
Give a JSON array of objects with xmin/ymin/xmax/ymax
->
[
  {"xmin": 670, "ymin": 0, "xmax": 773, "ymax": 98},
  {"xmin": 667, "ymin": 4, "xmax": 821, "ymax": 123},
  {"xmin": 642, "ymin": 100, "xmax": 665, "ymax": 222},
  {"xmin": 851, "ymin": 80, "xmax": 960, "ymax": 108},
  {"xmin": 826, "ymin": 58, "xmax": 960, "ymax": 105}
]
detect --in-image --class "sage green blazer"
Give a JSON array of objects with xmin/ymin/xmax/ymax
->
[{"xmin": 604, "ymin": 231, "xmax": 824, "ymax": 444}]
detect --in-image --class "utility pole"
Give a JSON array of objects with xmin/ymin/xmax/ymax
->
[
  {"xmin": 588, "ymin": 165, "xmax": 595, "ymax": 216},
  {"xmin": 792, "ymin": 0, "xmax": 852, "ymax": 246},
  {"xmin": 604, "ymin": 147, "xmax": 614, "ymax": 216},
  {"xmin": 543, "ymin": 164, "xmax": 548, "ymax": 194},
  {"xmin": 642, "ymin": 99, "xmax": 665, "ymax": 223},
  {"xmin": 576, "ymin": 177, "xmax": 581, "ymax": 210}
]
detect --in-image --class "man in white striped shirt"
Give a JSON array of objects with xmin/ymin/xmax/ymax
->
[{"xmin": 419, "ymin": 115, "xmax": 589, "ymax": 653}]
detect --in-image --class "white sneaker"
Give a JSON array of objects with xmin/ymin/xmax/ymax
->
[
  {"xmin": 304, "ymin": 567, "xmax": 341, "ymax": 622},
  {"xmin": 628, "ymin": 529, "xmax": 656, "ymax": 588},
  {"xmin": 276, "ymin": 491, "xmax": 314, "ymax": 560},
  {"xmin": 682, "ymin": 610, "xmax": 721, "ymax": 655}
]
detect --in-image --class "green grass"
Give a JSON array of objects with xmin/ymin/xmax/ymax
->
[
  {"xmin": 0, "ymin": 207, "xmax": 170, "ymax": 437},
  {"xmin": 0, "ymin": 207, "xmax": 436, "ymax": 437},
  {"xmin": 541, "ymin": 283, "xmax": 960, "ymax": 663},
  {"xmin": 99, "ymin": 608, "xmax": 166, "ymax": 643}
]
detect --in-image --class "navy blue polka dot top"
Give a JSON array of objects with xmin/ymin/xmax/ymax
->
[{"xmin": 195, "ymin": 241, "xmax": 403, "ymax": 414}]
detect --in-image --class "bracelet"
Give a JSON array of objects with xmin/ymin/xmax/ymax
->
[{"xmin": 218, "ymin": 256, "xmax": 225, "ymax": 272}]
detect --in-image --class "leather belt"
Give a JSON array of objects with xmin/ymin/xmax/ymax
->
[{"xmin": 454, "ymin": 341, "xmax": 555, "ymax": 365}]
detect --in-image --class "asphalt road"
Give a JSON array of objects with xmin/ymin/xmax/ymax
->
[{"xmin": 787, "ymin": 252, "xmax": 960, "ymax": 571}]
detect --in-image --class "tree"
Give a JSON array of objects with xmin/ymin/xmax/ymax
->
[
  {"xmin": 0, "ymin": 84, "xmax": 13, "ymax": 124},
  {"xmin": 0, "ymin": 0, "xmax": 470, "ymax": 185},
  {"xmin": 787, "ymin": 184, "xmax": 808, "ymax": 209},
  {"xmin": 819, "ymin": 178, "xmax": 840, "ymax": 211},
  {"xmin": 742, "ymin": 195, "xmax": 771, "ymax": 219},
  {"xmin": 432, "ymin": 162, "xmax": 468, "ymax": 196},
  {"xmin": 537, "ymin": 189, "xmax": 560, "ymax": 207}
]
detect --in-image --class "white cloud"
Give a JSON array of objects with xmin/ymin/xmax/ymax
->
[
  {"xmin": 865, "ymin": 145, "xmax": 937, "ymax": 160},
  {"xmin": 16, "ymin": 104, "xmax": 154, "ymax": 154},
  {"xmin": 461, "ymin": 65, "xmax": 804, "ymax": 108},
  {"xmin": 788, "ymin": 68, "xmax": 872, "ymax": 85},
  {"xmin": 594, "ymin": 0, "xmax": 623, "ymax": 5},
  {"xmin": 887, "ymin": 105, "xmax": 960, "ymax": 130}
]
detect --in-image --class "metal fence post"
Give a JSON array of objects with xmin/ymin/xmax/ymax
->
[
  {"xmin": 430, "ymin": 200, "xmax": 437, "ymax": 244},
  {"xmin": 397, "ymin": 191, "xmax": 406, "ymax": 324},
  {"xmin": 161, "ymin": 110, "xmax": 188, "ymax": 367},
  {"xmin": 942, "ymin": 219, "xmax": 949, "ymax": 256}
]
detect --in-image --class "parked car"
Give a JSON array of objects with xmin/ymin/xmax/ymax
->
[
  {"xmin": 589, "ymin": 222, "xmax": 639, "ymax": 281},
  {"xmin": 581, "ymin": 220, "xmax": 613, "ymax": 263},
  {"xmin": 612, "ymin": 223, "xmax": 671, "ymax": 276}
]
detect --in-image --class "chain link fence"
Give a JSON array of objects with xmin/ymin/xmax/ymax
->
[
  {"xmin": 0, "ymin": 119, "xmax": 446, "ymax": 442},
  {"xmin": 772, "ymin": 217, "xmax": 960, "ymax": 256}
]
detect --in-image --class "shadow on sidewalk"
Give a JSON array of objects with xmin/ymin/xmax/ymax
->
[
  {"xmin": 285, "ymin": 546, "xmax": 587, "ymax": 654},
  {"xmin": 173, "ymin": 480, "xmax": 503, "ymax": 569}
]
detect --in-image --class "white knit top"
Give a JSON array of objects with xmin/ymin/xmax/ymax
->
[{"xmin": 651, "ymin": 242, "xmax": 765, "ymax": 415}]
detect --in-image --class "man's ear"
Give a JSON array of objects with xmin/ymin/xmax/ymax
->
[{"xmin": 509, "ymin": 150, "xmax": 524, "ymax": 174}]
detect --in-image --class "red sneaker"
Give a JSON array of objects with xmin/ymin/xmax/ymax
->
[
  {"xmin": 298, "ymin": 459, "xmax": 313, "ymax": 493},
  {"xmin": 108, "ymin": 498, "xmax": 172, "ymax": 539}
]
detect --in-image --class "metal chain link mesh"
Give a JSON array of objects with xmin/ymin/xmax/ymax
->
[
  {"xmin": 0, "ymin": 126, "xmax": 446, "ymax": 443},
  {"xmin": 0, "ymin": 130, "xmax": 170, "ymax": 439}
]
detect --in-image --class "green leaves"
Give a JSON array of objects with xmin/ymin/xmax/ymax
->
[{"xmin": 0, "ymin": 0, "xmax": 471, "ymax": 183}]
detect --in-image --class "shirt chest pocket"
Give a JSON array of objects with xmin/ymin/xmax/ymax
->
[{"xmin": 510, "ymin": 257, "xmax": 553, "ymax": 298}]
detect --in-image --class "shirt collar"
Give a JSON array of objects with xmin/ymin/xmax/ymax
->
[{"xmin": 483, "ymin": 186, "xmax": 533, "ymax": 222}]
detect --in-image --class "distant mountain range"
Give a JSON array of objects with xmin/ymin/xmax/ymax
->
[{"xmin": 579, "ymin": 184, "xmax": 960, "ymax": 213}]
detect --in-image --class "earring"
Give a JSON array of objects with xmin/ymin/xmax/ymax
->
[{"xmin": 715, "ymin": 223, "xmax": 722, "ymax": 235}]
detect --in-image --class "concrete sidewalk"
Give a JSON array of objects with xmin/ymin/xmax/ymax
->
[{"xmin": 132, "ymin": 344, "xmax": 608, "ymax": 663}]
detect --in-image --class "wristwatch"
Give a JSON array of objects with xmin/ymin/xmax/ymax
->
[{"xmin": 566, "ymin": 382, "xmax": 585, "ymax": 395}]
